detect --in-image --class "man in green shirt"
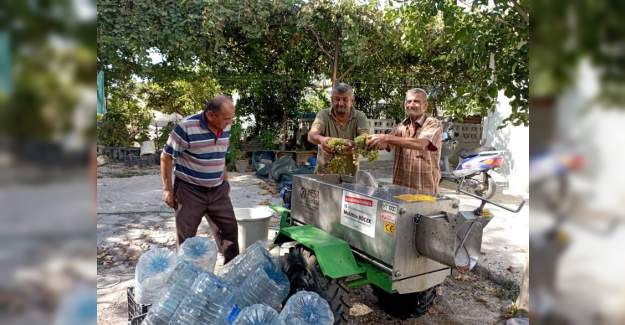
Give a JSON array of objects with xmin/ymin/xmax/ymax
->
[{"xmin": 307, "ymin": 83, "xmax": 369, "ymax": 175}]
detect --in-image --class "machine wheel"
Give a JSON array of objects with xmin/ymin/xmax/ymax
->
[
  {"xmin": 371, "ymin": 285, "xmax": 439, "ymax": 318},
  {"xmin": 469, "ymin": 172, "xmax": 496, "ymax": 199},
  {"xmin": 281, "ymin": 245, "xmax": 352, "ymax": 324}
]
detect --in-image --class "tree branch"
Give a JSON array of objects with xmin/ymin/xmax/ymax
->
[
  {"xmin": 510, "ymin": 0, "xmax": 529, "ymax": 25},
  {"xmin": 336, "ymin": 39, "xmax": 381, "ymax": 82},
  {"xmin": 308, "ymin": 28, "xmax": 334, "ymax": 60},
  {"xmin": 337, "ymin": 63, "xmax": 357, "ymax": 82}
]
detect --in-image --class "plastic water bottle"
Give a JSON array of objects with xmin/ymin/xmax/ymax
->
[
  {"xmin": 219, "ymin": 241, "xmax": 277, "ymax": 286},
  {"xmin": 234, "ymin": 264, "xmax": 290, "ymax": 309},
  {"xmin": 142, "ymin": 260, "xmax": 202, "ymax": 324},
  {"xmin": 279, "ymin": 291, "xmax": 334, "ymax": 325},
  {"xmin": 234, "ymin": 304, "xmax": 283, "ymax": 325},
  {"xmin": 134, "ymin": 247, "xmax": 176, "ymax": 305},
  {"xmin": 179, "ymin": 236, "xmax": 218, "ymax": 273},
  {"xmin": 169, "ymin": 271, "xmax": 240, "ymax": 325},
  {"xmin": 53, "ymin": 286, "xmax": 96, "ymax": 325}
]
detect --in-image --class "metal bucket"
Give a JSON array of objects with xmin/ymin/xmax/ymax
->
[{"xmin": 235, "ymin": 207, "xmax": 273, "ymax": 250}]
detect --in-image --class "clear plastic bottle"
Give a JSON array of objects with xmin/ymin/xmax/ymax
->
[
  {"xmin": 178, "ymin": 236, "xmax": 218, "ymax": 273},
  {"xmin": 219, "ymin": 241, "xmax": 277, "ymax": 286},
  {"xmin": 142, "ymin": 260, "xmax": 202, "ymax": 325},
  {"xmin": 169, "ymin": 271, "xmax": 240, "ymax": 325},
  {"xmin": 234, "ymin": 304, "xmax": 283, "ymax": 325},
  {"xmin": 279, "ymin": 291, "xmax": 334, "ymax": 325},
  {"xmin": 233, "ymin": 264, "xmax": 290, "ymax": 310},
  {"xmin": 53, "ymin": 286, "xmax": 96, "ymax": 325},
  {"xmin": 134, "ymin": 247, "xmax": 176, "ymax": 305}
]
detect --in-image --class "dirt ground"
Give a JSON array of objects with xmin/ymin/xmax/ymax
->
[{"xmin": 96, "ymin": 162, "xmax": 521, "ymax": 324}]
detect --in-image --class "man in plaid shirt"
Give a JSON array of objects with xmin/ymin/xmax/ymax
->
[{"xmin": 367, "ymin": 88, "xmax": 443, "ymax": 195}]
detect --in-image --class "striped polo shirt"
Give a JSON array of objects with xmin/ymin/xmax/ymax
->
[{"xmin": 163, "ymin": 112, "xmax": 230, "ymax": 188}]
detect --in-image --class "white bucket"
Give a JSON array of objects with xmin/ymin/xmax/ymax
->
[{"xmin": 234, "ymin": 207, "xmax": 273, "ymax": 250}]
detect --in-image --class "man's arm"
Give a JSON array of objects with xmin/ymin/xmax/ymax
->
[
  {"xmin": 160, "ymin": 122, "xmax": 190, "ymax": 208},
  {"xmin": 382, "ymin": 135, "xmax": 433, "ymax": 150},
  {"xmin": 307, "ymin": 128, "xmax": 327, "ymax": 146},
  {"xmin": 160, "ymin": 153, "xmax": 176, "ymax": 208},
  {"xmin": 307, "ymin": 112, "xmax": 336, "ymax": 155},
  {"xmin": 368, "ymin": 119, "xmax": 441, "ymax": 151},
  {"xmin": 356, "ymin": 111, "xmax": 370, "ymax": 136}
]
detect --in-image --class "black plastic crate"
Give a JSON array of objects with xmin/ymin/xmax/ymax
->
[
  {"xmin": 129, "ymin": 313, "xmax": 147, "ymax": 325},
  {"xmin": 127, "ymin": 287, "xmax": 151, "ymax": 324}
]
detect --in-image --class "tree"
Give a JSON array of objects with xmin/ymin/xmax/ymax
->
[
  {"xmin": 97, "ymin": 0, "xmax": 529, "ymax": 133},
  {"xmin": 532, "ymin": 0, "xmax": 625, "ymax": 104},
  {"xmin": 394, "ymin": 0, "xmax": 529, "ymax": 126},
  {"xmin": 298, "ymin": 0, "xmax": 399, "ymax": 86},
  {"xmin": 142, "ymin": 76, "xmax": 221, "ymax": 116},
  {"xmin": 97, "ymin": 81, "xmax": 152, "ymax": 147}
]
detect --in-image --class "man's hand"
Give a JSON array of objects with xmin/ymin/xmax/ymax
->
[
  {"xmin": 319, "ymin": 137, "xmax": 336, "ymax": 155},
  {"xmin": 367, "ymin": 134, "xmax": 389, "ymax": 150},
  {"xmin": 162, "ymin": 189, "xmax": 177, "ymax": 209},
  {"xmin": 343, "ymin": 140, "xmax": 356, "ymax": 155}
]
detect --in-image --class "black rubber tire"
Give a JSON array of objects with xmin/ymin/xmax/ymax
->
[
  {"xmin": 371, "ymin": 285, "xmax": 439, "ymax": 319},
  {"xmin": 470, "ymin": 172, "xmax": 496, "ymax": 199},
  {"xmin": 281, "ymin": 245, "xmax": 352, "ymax": 324}
]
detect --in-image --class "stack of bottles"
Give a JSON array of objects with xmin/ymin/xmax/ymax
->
[
  {"xmin": 278, "ymin": 291, "xmax": 334, "ymax": 325},
  {"xmin": 136, "ymin": 240, "xmax": 334, "ymax": 325},
  {"xmin": 233, "ymin": 262, "xmax": 290, "ymax": 310},
  {"xmin": 219, "ymin": 241, "xmax": 277, "ymax": 286},
  {"xmin": 142, "ymin": 260, "xmax": 203, "ymax": 325},
  {"xmin": 169, "ymin": 271, "xmax": 240, "ymax": 324},
  {"xmin": 178, "ymin": 236, "xmax": 218, "ymax": 272},
  {"xmin": 134, "ymin": 247, "xmax": 176, "ymax": 305}
]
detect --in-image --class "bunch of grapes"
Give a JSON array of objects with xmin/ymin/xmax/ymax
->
[
  {"xmin": 325, "ymin": 135, "xmax": 380, "ymax": 175},
  {"xmin": 354, "ymin": 134, "xmax": 380, "ymax": 162},
  {"xmin": 327, "ymin": 138, "xmax": 351, "ymax": 154},
  {"xmin": 327, "ymin": 154, "xmax": 355, "ymax": 175},
  {"xmin": 326, "ymin": 138, "xmax": 357, "ymax": 175}
]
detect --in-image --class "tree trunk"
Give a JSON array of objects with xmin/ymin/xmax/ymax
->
[
  {"xmin": 331, "ymin": 24, "xmax": 340, "ymax": 86},
  {"xmin": 281, "ymin": 110, "xmax": 288, "ymax": 150}
]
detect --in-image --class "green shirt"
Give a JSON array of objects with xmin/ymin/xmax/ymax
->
[{"xmin": 310, "ymin": 108, "xmax": 369, "ymax": 175}]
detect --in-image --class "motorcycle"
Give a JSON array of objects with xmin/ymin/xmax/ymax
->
[
  {"xmin": 529, "ymin": 150, "xmax": 585, "ymax": 215},
  {"xmin": 439, "ymin": 125, "xmax": 502, "ymax": 199}
]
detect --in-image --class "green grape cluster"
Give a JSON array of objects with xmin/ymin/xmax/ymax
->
[
  {"xmin": 327, "ymin": 154, "xmax": 355, "ymax": 175},
  {"xmin": 324, "ymin": 135, "xmax": 380, "ymax": 175},
  {"xmin": 354, "ymin": 134, "xmax": 380, "ymax": 162},
  {"xmin": 326, "ymin": 138, "xmax": 357, "ymax": 175},
  {"xmin": 326, "ymin": 138, "xmax": 351, "ymax": 154}
]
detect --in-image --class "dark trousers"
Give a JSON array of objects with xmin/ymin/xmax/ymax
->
[{"xmin": 173, "ymin": 179, "xmax": 239, "ymax": 263}]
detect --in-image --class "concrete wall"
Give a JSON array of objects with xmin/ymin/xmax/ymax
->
[{"xmin": 481, "ymin": 91, "xmax": 529, "ymax": 197}]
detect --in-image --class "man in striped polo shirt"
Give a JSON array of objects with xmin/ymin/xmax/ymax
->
[{"xmin": 160, "ymin": 95, "xmax": 239, "ymax": 263}]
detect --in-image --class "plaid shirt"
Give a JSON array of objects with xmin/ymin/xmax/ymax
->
[{"xmin": 392, "ymin": 114, "xmax": 443, "ymax": 195}]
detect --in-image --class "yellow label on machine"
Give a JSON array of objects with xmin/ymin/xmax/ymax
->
[
  {"xmin": 383, "ymin": 222, "xmax": 396, "ymax": 234},
  {"xmin": 393, "ymin": 194, "xmax": 436, "ymax": 202}
]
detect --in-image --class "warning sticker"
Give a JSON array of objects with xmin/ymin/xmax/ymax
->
[
  {"xmin": 382, "ymin": 202, "xmax": 398, "ymax": 214},
  {"xmin": 381, "ymin": 212, "xmax": 397, "ymax": 224},
  {"xmin": 341, "ymin": 191, "xmax": 378, "ymax": 238},
  {"xmin": 383, "ymin": 222, "xmax": 396, "ymax": 234}
]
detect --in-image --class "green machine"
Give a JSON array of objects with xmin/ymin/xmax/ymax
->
[{"xmin": 271, "ymin": 172, "xmax": 524, "ymax": 323}]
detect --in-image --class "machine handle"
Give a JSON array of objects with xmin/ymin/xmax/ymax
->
[{"xmin": 457, "ymin": 180, "xmax": 526, "ymax": 213}]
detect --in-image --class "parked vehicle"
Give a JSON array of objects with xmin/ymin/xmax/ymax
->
[
  {"xmin": 440, "ymin": 125, "xmax": 502, "ymax": 199},
  {"xmin": 529, "ymin": 150, "xmax": 584, "ymax": 214}
]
